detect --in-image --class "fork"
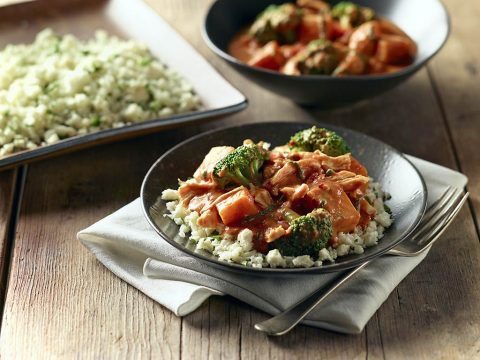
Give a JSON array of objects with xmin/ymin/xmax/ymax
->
[{"xmin": 254, "ymin": 187, "xmax": 469, "ymax": 336}]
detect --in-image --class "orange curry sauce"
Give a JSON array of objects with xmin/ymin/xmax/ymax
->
[
  {"xmin": 228, "ymin": 0, "xmax": 416, "ymax": 76},
  {"xmin": 178, "ymin": 143, "xmax": 377, "ymax": 253}
]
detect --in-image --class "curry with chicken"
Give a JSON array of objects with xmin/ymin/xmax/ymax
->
[
  {"xmin": 162, "ymin": 126, "xmax": 393, "ymax": 267},
  {"xmin": 229, "ymin": 1, "xmax": 417, "ymax": 76}
]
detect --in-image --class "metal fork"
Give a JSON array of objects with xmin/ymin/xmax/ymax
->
[{"xmin": 255, "ymin": 187, "xmax": 469, "ymax": 336}]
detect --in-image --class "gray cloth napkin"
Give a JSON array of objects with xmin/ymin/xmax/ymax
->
[{"xmin": 77, "ymin": 156, "xmax": 467, "ymax": 334}]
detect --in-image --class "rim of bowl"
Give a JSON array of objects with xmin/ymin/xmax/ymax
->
[{"xmin": 202, "ymin": 0, "xmax": 451, "ymax": 82}]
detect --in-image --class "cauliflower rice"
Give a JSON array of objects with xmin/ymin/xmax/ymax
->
[
  {"xmin": 161, "ymin": 181, "xmax": 393, "ymax": 269},
  {"xmin": 0, "ymin": 28, "xmax": 201, "ymax": 156}
]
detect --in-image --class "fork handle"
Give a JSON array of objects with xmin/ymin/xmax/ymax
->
[{"xmin": 254, "ymin": 261, "xmax": 371, "ymax": 336}]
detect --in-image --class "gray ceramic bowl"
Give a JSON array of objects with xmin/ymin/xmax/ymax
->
[
  {"xmin": 141, "ymin": 122, "xmax": 427, "ymax": 275},
  {"xmin": 203, "ymin": 0, "xmax": 450, "ymax": 107}
]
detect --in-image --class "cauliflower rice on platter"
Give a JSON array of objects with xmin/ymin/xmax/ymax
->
[
  {"xmin": 161, "ymin": 126, "xmax": 393, "ymax": 269},
  {"xmin": 0, "ymin": 28, "xmax": 201, "ymax": 156}
]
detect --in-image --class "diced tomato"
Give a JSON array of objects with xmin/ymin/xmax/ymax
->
[
  {"xmin": 216, "ymin": 188, "xmax": 259, "ymax": 226},
  {"xmin": 330, "ymin": 21, "xmax": 347, "ymax": 40}
]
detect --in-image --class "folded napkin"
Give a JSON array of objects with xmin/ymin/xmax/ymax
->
[{"xmin": 78, "ymin": 156, "xmax": 467, "ymax": 334}]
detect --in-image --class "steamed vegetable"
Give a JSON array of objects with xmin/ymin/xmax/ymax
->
[
  {"xmin": 295, "ymin": 39, "xmax": 344, "ymax": 75},
  {"xmin": 249, "ymin": 3, "xmax": 302, "ymax": 44},
  {"xmin": 331, "ymin": 1, "xmax": 375, "ymax": 29},
  {"xmin": 289, "ymin": 126, "xmax": 350, "ymax": 156},
  {"xmin": 272, "ymin": 208, "xmax": 333, "ymax": 257},
  {"xmin": 213, "ymin": 143, "xmax": 267, "ymax": 188}
]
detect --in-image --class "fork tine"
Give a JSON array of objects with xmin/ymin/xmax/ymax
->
[
  {"xmin": 410, "ymin": 187, "xmax": 461, "ymax": 242},
  {"xmin": 416, "ymin": 192, "xmax": 469, "ymax": 246},
  {"xmin": 253, "ymin": 190, "xmax": 469, "ymax": 335},
  {"xmin": 417, "ymin": 186, "xmax": 456, "ymax": 228},
  {"xmin": 422, "ymin": 186, "xmax": 453, "ymax": 221},
  {"xmin": 394, "ymin": 192, "xmax": 468, "ymax": 257}
]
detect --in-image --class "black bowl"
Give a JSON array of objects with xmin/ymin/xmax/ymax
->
[
  {"xmin": 203, "ymin": 0, "xmax": 450, "ymax": 107},
  {"xmin": 141, "ymin": 122, "xmax": 427, "ymax": 275}
]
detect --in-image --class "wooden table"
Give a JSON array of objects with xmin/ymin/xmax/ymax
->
[{"xmin": 0, "ymin": 0, "xmax": 479, "ymax": 358}]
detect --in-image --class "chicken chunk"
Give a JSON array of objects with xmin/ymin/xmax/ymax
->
[
  {"xmin": 197, "ymin": 208, "xmax": 222, "ymax": 229},
  {"xmin": 251, "ymin": 187, "xmax": 273, "ymax": 208},
  {"xmin": 266, "ymin": 161, "xmax": 302, "ymax": 195},
  {"xmin": 265, "ymin": 226, "xmax": 288, "ymax": 243},
  {"xmin": 348, "ymin": 21, "xmax": 381, "ymax": 56},
  {"xmin": 280, "ymin": 183, "xmax": 310, "ymax": 201},
  {"xmin": 178, "ymin": 181, "xmax": 219, "ymax": 205},
  {"xmin": 193, "ymin": 146, "xmax": 234, "ymax": 182}
]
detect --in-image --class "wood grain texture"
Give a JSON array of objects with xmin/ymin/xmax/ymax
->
[
  {"xmin": 427, "ymin": 0, "xmax": 480, "ymax": 233},
  {"xmin": 0, "ymin": 169, "xmax": 17, "ymax": 312},
  {"xmin": 0, "ymin": 132, "xmax": 192, "ymax": 358},
  {"xmin": 0, "ymin": 0, "xmax": 479, "ymax": 358}
]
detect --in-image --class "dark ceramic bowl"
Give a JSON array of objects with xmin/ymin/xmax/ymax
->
[
  {"xmin": 203, "ymin": 0, "xmax": 450, "ymax": 107},
  {"xmin": 141, "ymin": 122, "xmax": 427, "ymax": 275}
]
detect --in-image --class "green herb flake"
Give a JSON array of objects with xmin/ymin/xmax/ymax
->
[
  {"xmin": 384, "ymin": 204, "xmax": 392, "ymax": 214},
  {"xmin": 90, "ymin": 115, "xmax": 101, "ymax": 127},
  {"xmin": 51, "ymin": 38, "xmax": 61, "ymax": 55},
  {"xmin": 140, "ymin": 57, "xmax": 153, "ymax": 66},
  {"xmin": 244, "ymin": 202, "xmax": 278, "ymax": 223}
]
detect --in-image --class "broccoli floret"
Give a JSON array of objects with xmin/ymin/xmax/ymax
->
[
  {"xmin": 296, "ymin": 39, "xmax": 344, "ymax": 75},
  {"xmin": 213, "ymin": 144, "xmax": 266, "ymax": 188},
  {"xmin": 331, "ymin": 1, "xmax": 375, "ymax": 29},
  {"xmin": 249, "ymin": 3, "xmax": 302, "ymax": 44},
  {"xmin": 289, "ymin": 126, "xmax": 350, "ymax": 156},
  {"xmin": 271, "ymin": 208, "xmax": 333, "ymax": 257}
]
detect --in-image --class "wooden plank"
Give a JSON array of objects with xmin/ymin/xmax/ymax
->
[
  {"xmin": 0, "ymin": 133, "xmax": 188, "ymax": 358},
  {"xmin": 0, "ymin": 169, "xmax": 17, "ymax": 312},
  {"xmin": 181, "ymin": 297, "xmax": 242, "ymax": 360},
  {"xmin": 427, "ymin": 0, "xmax": 480, "ymax": 232},
  {"xmin": 398, "ymin": 1, "xmax": 480, "ymax": 356},
  {"xmin": 238, "ymin": 302, "xmax": 367, "ymax": 360}
]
